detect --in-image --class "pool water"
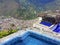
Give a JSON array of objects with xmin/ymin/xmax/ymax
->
[
  {"xmin": 21, "ymin": 36, "xmax": 55, "ymax": 45},
  {"xmin": 3, "ymin": 32, "xmax": 59, "ymax": 45},
  {"xmin": 10, "ymin": 36, "xmax": 56, "ymax": 45}
]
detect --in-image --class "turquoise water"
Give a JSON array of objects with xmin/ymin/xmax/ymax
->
[
  {"xmin": 11, "ymin": 36, "xmax": 56, "ymax": 45},
  {"xmin": 22, "ymin": 36, "xmax": 55, "ymax": 45}
]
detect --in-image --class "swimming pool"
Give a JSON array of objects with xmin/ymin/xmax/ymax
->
[{"xmin": 2, "ymin": 31, "xmax": 60, "ymax": 45}]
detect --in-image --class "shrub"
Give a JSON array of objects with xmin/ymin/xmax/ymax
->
[{"xmin": 0, "ymin": 30, "xmax": 18, "ymax": 38}]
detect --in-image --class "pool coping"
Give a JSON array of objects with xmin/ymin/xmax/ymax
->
[{"xmin": 27, "ymin": 30, "xmax": 60, "ymax": 43}]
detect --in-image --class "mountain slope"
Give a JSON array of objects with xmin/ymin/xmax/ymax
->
[
  {"xmin": 0, "ymin": 0, "xmax": 60, "ymax": 20},
  {"xmin": 0, "ymin": 0, "xmax": 18, "ymax": 16}
]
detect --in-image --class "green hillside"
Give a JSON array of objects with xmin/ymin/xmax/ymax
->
[{"xmin": 0, "ymin": 0, "xmax": 60, "ymax": 20}]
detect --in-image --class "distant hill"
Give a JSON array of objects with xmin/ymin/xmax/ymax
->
[
  {"xmin": 0, "ymin": 0, "xmax": 18, "ymax": 16},
  {"xmin": 28, "ymin": 0, "xmax": 55, "ymax": 6},
  {"xmin": 27, "ymin": 0, "xmax": 60, "ymax": 11},
  {"xmin": 0, "ymin": 0, "xmax": 60, "ymax": 19}
]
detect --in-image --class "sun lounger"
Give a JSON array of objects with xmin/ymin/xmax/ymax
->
[{"xmin": 40, "ymin": 21, "xmax": 52, "ymax": 27}]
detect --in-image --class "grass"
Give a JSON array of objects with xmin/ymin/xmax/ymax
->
[{"xmin": 0, "ymin": 29, "xmax": 18, "ymax": 38}]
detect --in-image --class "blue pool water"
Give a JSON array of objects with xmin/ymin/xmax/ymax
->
[
  {"xmin": 20, "ymin": 36, "xmax": 55, "ymax": 45},
  {"xmin": 2, "ymin": 32, "xmax": 60, "ymax": 45}
]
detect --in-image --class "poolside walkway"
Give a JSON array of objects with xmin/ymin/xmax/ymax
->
[
  {"xmin": 29, "ymin": 24, "xmax": 60, "ymax": 40},
  {"xmin": 32, "ymin": 18, "xmax": 60, "ymax": 40}
]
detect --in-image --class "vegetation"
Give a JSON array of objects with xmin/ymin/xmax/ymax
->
[
  {"xmin": 10, "ymin": 23, "xmax": 15, "ymax": 27},
  {"xmin": 0, "ymin": 29, "xmax": 18, "ymax": 38},
  {"xmin": 0, "ymin": 0, "xmax": 60, "ymax": 20},
  {"xmin": 16, "ymin": 0, "xmax": 38, "ymax": 20},
  {"xmin": 17, "ymin": 7, "xmax": 37, "ymax": 20}
]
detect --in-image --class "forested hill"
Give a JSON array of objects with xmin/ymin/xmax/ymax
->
[{"xmin": 0, "ymin": 0, "xmax": 60, "ymax": 20}]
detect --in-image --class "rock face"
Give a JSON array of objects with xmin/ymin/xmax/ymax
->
[{"xmin": 42, "ymin": 17, "xmax": 55, "ymax": 24}]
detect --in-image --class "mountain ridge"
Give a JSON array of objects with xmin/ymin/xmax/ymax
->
[{"xmin": 0, "ymin": 0, "xmax": 60, "ymax": 19}]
